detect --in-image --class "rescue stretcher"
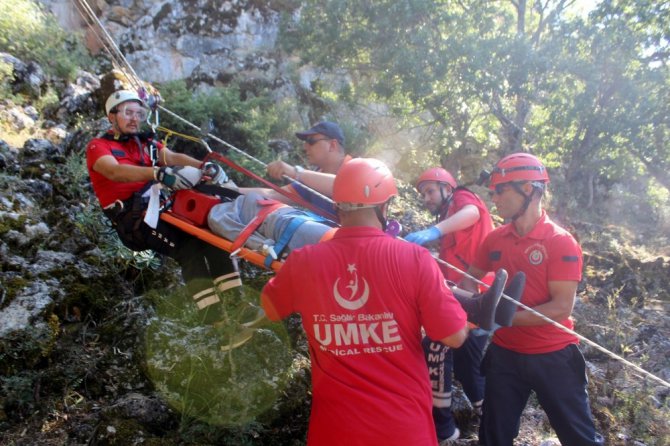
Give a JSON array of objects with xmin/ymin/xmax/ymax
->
[
  {"xmin": 157, "ymin": 151, "xmax": 340, "ymax": 272},
  {"xmin": 160, "ymin": 189, "xmax": 284, "ymax": 272}
]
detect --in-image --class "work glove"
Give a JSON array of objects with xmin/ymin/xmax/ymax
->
[
  {"xmin": 405, "ymin": 226, "xmax": 441, "ymax": 245},
  {"xmin": 201, "ymin": 162, "xmax": 228, "ymax": 185},
  {"xmin": 156, "ymin": 165, "xmax": 202, "ymax": 190}
]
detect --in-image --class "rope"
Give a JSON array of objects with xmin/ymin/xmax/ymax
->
[
  {"xmin": 73, "ymin": 0, "xmax": 144, "ymax": 91},
  {"xmin": 205, "ymin": 152, "xmax": 338, "ymax": 221},
  {"xmin": 425, "ymin": 246, "xmax": 670, "ymax": 390},
  {"xmin": 73, "ymin": 0, "xmax": 670, "ymax": 391},
  {"xmin": 156, "ymin": 126, "xmax": 206, "ymax": 146},
  {"xmin": 157, "ymin": 106, "xmax": 336, "ymax": 206},
  {"xmin": 151, "ymin": 124, "xmax": 337, "ymax": 220}
]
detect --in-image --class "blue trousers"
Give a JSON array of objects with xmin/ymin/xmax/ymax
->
[
  {"xmin": 423, "ymin": 332, "xmax": 487, "ymax": 440},
  {"xmin": 479, "ymin": 343, "xmax": 604, "ymax": 446}
]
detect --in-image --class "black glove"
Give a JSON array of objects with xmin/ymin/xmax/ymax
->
[
  {"xmin": 454, "ymin": 268, "xmax": 508, "ymax": 331},
  {"xmin": 156, "ymin": 165, "xmax": 202, "ymax": 190},
  {"xmin": 201, "ymin": 162, "xmax": 229, "ymax": 185}
]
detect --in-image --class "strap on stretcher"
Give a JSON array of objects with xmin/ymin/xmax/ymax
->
[
  {"xmin": 160, "ymin": 211, "xmax": 283, "ymax": 272},
  {"xmin": 161, "ymin": 196, "xmax": 335, "ymax": 272},
  {"xmin": 228, "ymin": 197, "xmax": 333, "ymax": 268},
  {"xmin": 264, "ymin": 211, "xmax": 331, "ymax": 267},
  {"xmin": 230, "ymin": 199, "xmax": 286, "ymax": 253}
]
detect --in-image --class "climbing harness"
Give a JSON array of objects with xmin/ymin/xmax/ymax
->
[{"xmin": 73, "ymin": 0, "xmax": 670, "ymax": 390}]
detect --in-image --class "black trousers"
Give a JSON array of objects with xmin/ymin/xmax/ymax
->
[{"xmin": 479, "ymin": 343, "xmax": 604, "ymax": 446}]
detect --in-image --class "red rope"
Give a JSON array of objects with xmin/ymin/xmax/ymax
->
[{"xmin": 204, "ymin": 152, "xmax": 338, "ymax": 222}]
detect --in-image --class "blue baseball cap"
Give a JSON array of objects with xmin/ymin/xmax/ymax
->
[{"xmin": 295, "ymin": 121, "xmax": 345, "ymax": 146}]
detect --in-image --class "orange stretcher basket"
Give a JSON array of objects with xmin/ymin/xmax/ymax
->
[
  {"xmin": 160, "ymin": 211, "xmax": 283, "ymax": 272},
  {"xmin": 160, "ymin": 189, "xmax": 284, "ymax": 272}
]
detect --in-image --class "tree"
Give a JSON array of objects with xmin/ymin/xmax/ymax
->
[
  {"xmin": 533, "ymin": 0, "xmax": 670, "ymax": 217},
  {"xmin": 280, "ymin": 0, "xmax": 669, "ymax": 227}
]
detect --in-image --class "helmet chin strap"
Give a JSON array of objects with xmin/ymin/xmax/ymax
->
[
  {"xmin": 374, "ymin": 201, "xmax": 392, "ymax": 231},
  {"xmin": 433, "ymin": 184, "xmax": 453, "ymax": 219},
  {"xmin": 509, "ymin": 182, "xmax": 534, "ymax": 221},
  {"xmin": 374, "ymin": 207, "xmax": 387, "ymax": 231}
]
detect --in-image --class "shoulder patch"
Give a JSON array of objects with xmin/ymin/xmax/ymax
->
[
  {"xmin": 111, "ymin": 149, "xmax": 127, "ymax": 157},
  {"xmin": 489, "ymin": 251, "xmax": 502, "ymax": 261},
  {"xmin": 562, "ymin": 255, "xmax": 579, "ymax": 262}
]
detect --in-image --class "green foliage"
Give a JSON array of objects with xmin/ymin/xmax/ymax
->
[
  {"xmin": 0, "ymin": 0, "xmax": 92, "ymax": 80},
  {"xmin": 145, "ymin": 315, "xmax": 294, "ymax": 427},
  {"xmin": 56, "ymin": 151, "xmax": 90, "ymax": 201},
  {"xmin": 75, "ymin": 206, "xmax": 161, "ymax": 273},
  {"xmin": 0, "ymin": 212, "xmax": 27, "ymax": 237},
  {"xmin": 0, "ymin": 60, "xmax": 14, "ymax": 100},
  {"xmin": 279, "ymin": 0, "xmax": 670, "ymax": 235},
  {"xmin": 0, "ymin": 373, "xmax": 37, "ymax": 418},
  {"xmin": 158, "ymin": 80, "xmax": 281, "ymax": 185},
  {"xmin": 591, "ymin": 373, "xmax": 670, "ymax": 445}
]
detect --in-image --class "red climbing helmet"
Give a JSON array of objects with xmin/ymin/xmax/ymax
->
[
  {"xmin": 488, "ymin": 153, "xmax": 550, "ymax": 188},
  {"xmin": 416, "ymin": 167, "xmax": 457, "ymax": 191},
  {"xmin": 333, "ymin": 158, "xmax": 398, "ymax": 208}
]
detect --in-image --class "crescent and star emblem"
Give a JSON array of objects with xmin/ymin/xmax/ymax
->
[{"xmin": 333, "ymin": 263, "xmax": 370, "ymax": 310}]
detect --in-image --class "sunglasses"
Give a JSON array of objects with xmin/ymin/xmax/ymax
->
[
  {"xmin": 304, "ymin": 137, "xmax": 332, "ymax": 145},
  {"xmin": 490, "ymin": 183, "xmax": 513, "ymax": 196}
]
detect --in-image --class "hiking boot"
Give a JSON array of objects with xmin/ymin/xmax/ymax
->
[
  {"xmin": 438, "ymin": 427, "xmax": 460, "ymax": 445},
  {"xmin": 454, "ymin": 268, "xmax": 508, "ymax": 331},
  {"xmin": 494, "ymin": 271, "xmax": 526, "ymax": 327}
]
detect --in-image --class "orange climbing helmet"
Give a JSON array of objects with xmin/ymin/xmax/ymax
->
[
  {"xmin": 333, "ymin": 158, "xmax": 398, "ymax": 209},
  {"xmin": 416, "ymin": 167, "xmax": 457, "ymax": 190},
  {"xmin": 488, "ymin": 153, "xmax": 549, "ymax": 188}
]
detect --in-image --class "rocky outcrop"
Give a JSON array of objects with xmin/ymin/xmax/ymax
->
[
  {"xmin": 42, "ymin": 0, "xmax": 301, "ymax": 97},
  {"xmin": 0, "ymin": 53, "xmax": 314, "ymax": 444}
]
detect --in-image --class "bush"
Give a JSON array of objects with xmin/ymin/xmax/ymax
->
[
  {"xmin": 0, "ymin": 60, "xmax": 13, "ymax": 99},
  {"xmin": 0, "ymin": 0, "xmax": 91, "ymax": 80},
  {"xmin": 158, "ymin": 81, "xmax": 283, "ymax": 186}
]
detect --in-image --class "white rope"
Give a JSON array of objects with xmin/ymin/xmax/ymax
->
[
  {"xmin": 157, "ymin": 106, "xmax": 336, "ymax": 205},
  {"xmin": 73, "ymin": 0, "xmax": 670, "ymax": 391},
  {"xmin": 75, "ymin": 0, "xmax": 334, "ymax": 205},
  {"xmin": 426, "ymin": 248, "xmax": 670, "ymax": 389},
  {"xmin": 73, "ymin": 0, "xmax": 144, "ymax": 90}
]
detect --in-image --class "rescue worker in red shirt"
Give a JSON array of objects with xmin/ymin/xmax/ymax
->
[
  {"xmin": 405, "ymin": 167, "xmax": 495, "ymax": 442},
  {"xmin": 86, "ymin": 90, "xmax": 256, "ymax": 333},
  {"xmin": 462, "ymin": 153, "xmax": 604, "ymax": 446},
  {"xmin": 260, "ymin": 158, "xmax": 471, "ymax": 446}
]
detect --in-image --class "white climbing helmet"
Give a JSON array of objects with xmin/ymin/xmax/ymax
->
[{"xmin": 105, "ymin": 90, "xmax": 145, "ymax": 115}]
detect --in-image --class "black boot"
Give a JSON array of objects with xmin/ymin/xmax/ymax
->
[
  {"xmin": 454, "ymin": 268, "xmax": 508, "ymax": 331},
  {"xmin": 494, "ymin": 271, "xmax": 526, "ymax": 327}
]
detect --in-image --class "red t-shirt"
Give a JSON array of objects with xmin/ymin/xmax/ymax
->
[
  {"xmin": 472, "ymin": 211, "xmax": 582, "ymax": 354},
  {"xmin": 262, "ymin": 226, "xmax": 467, "ymax": 446},
  {"xmin": 86, "ymin": 133, "xmax": 164, "ymax": 207},
  {"xmin": 438, "ymin": 188, "xmax": 494, "ymax": 283}
]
